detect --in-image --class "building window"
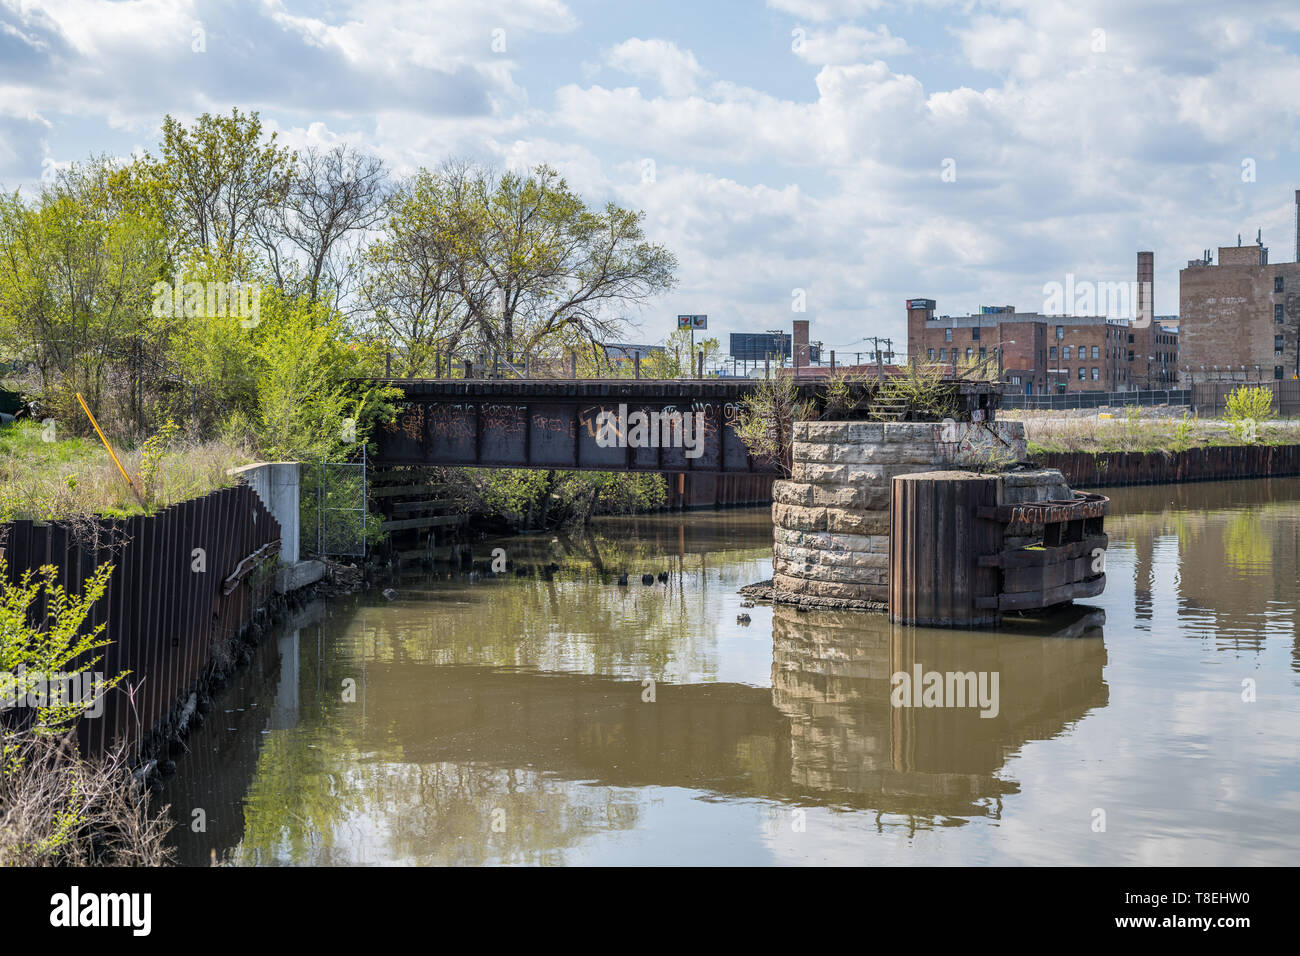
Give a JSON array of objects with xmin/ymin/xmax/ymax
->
[
  {"xmin": 1128, "ymin": 350, "xmax": 1134, "ymax": 361},
  {"xmin": 1049, "ymin": 346, "xmax": 1057, "ymax": 359},
  {"xmin": 1056, "ymin": 325, "xmax": 1064, "ymax": 339},
  {"xmin": 1128, "ymin": 334, "xmax": 1134, "ymax": 344},
  {"xmin": 1275, "ymin": 335, "xmax": 1285, "ymax": 354},
  {"xmin": 1063, "ymin": 345, "xmax": 1072, "ymax": 359},
  {"xmin": 1276, "ymin": 304, "xmax": 1285, "ymax": 323},
  {"xmin": 1091, "ymin": 346, "xmax": 1100, "ymax": 359},
  {"xmin": 1011, "ymin": 375, "xmax": 1022, "ymax": 385},
  {"xmin": 1091, "ymin": 367, "xmax": 1099, "ymax": 380},
  {"xmin": 972, "ymin": 327, "xmax": 981, "ymax": 341},
  {"xmin": 979, "ymin": 347, "xmax": 987, "ymax": 358},
  {"xmin": 966, "ymin": 348, "xmax": 973, "ymax": 360},
  {"xmin": 944, "ymin": 329, "xmax": 952, "ymax": 342},
  {"xmin": 1275, "ymin": 366, "xmax": 1285, "ymax": 380},
  {"xmin": 1276, "ymin": 276, "xmax": 1285, "ymax": 293},
  {"xmin": 939, "ymin": 348, "xmax": 946, "ymax": 361},
  {"xmin": 927, "ymin": 348, "xmax": 935, "ymax": 360},
  {"xmin": 1078, "ymin": 367, "xmax": 1086, "ymax": 380}
]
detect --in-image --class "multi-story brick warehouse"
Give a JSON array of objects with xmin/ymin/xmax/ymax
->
[
  {"xmin": 1178, "ymin": 191, "xmax": 1300, "ymax": 384},
  {"xmin": 907, "ymin": 251, "xmax": 1180, "ymax": 393},
  {"xmin": 907, "ymin": 301, "xmax": 1139, "ymax": 394}
]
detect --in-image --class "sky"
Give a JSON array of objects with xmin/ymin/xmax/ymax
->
[{"xmin": 3, "ymin": 0, "xmax": 1300, "ymax": 359}]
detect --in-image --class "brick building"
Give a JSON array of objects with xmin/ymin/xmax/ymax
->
[
  {"xmin": 1178, "ymin": 191, "xmax": 1300, "ymax": 384},
  {"xmin": 907, "ymin": 251, "xmax": 1180, "ymax": 393},
  {"xmin": 907, "ymin": 300, "xmax": 1133, "ymax": 394}
]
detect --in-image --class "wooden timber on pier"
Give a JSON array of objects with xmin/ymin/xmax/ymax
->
[{"xmin": 889, "ymin": 471, "xmax": 1109, "ymax": 628}]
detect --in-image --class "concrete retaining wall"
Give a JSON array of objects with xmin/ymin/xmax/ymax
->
[{"xmin": 229, "ymin": 462, "xmax": 324, "ymax": 593}]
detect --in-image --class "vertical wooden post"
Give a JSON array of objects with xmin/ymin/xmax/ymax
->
[{"xmin": 889, "ymin": 471, "xmax": 1002, "ymax": 627}]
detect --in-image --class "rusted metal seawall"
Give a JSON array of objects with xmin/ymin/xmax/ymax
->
[{"xmin": 0, "ymin": 484, "xmax": 281, "ymax": 759}]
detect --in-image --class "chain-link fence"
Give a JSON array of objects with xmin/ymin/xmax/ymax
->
[
  {"xmin": 1001, "ymin": 389, "xmax": 1189, "ymax": 410},
  {"xmin": 300, "ymin": 461, "xmax": 368, "ymax": 558}
]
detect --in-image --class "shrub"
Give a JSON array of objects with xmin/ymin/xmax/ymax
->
[{"xmin": 1225, "ymin": 385, "xmax": 1272, "ymax": 443}]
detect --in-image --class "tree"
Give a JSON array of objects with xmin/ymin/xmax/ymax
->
[
  {"xmin": 733, "ymin": 375, "xmax": 813, "ymax": 475},
  {"xmin": 254, "ymin": 145, "xmax": 388, "ymax": 305},
  {"xmin": 0, "ymin": 159, "xmax": 165, "ymax": 425},
  {"xmin": 641, "ymin": 327, "xmax": 721, "ymax": 378},
  {"xmin": 360, "ymin": 163, "xmax": 678, "ymax": 369},
  {"xmin": 357, "ymin": 165, "xmax": 477, "ymax": 375},
  {"xmin": 141, "ymin": 109, "xmax": 294, "ymax": 269},
  {"xmin": 469, "ymin": 165, "xmax": 677, "ymax": 362}
]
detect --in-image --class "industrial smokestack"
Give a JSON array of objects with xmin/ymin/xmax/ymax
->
[
  {"xmin": 1294, "ymin": 189, "xmax": 1299, "ymax": 263},
  {"xmin": 1137, "ymin": 251, "xmax": 1153, "ymax": 326},
  {"xmin": 793, "ymin": 319, "xmax": 810, "ymax": 369}
]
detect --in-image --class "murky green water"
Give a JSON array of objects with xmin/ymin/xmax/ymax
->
[{"xmin": 162, "ymin": 480, "xmax": 1300, "ymax": 865}]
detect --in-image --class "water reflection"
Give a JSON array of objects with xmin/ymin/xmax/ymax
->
[
  {"xmin": 772, "ymin": 605, "xmax": 1107, "ymax": 821},
  {"xmin": 1102, "ymin": 479, "xmax": 1300, "ymax": 665},
  {"xmin": 162, "ymin": 478, "xmax": 1300, "ymax": 865}
]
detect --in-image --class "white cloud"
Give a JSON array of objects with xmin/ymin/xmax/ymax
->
[
  {"xmin": 767, "ymin": 0, "xmax": 887, "ymax": 22},
  {"xmin": 793, "ymin": 24, "xmax": 907, "ymax": 64},
  {"xmin": 602, "ymin": 38, "xmax": 707, "ymax": 97}
]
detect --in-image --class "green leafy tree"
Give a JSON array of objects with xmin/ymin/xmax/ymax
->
[
  {"xmin": 0, "ymin": 159, "xmax": 165, "ymax": 426},
  {"xmin": 140, "ymin": 109, "xmax": 294, "ymax": 270},
  {"xmin": 640, "ymin": 327, "xmax": 721, "ymax": 378},
  {"xmin": 361, "ymin": 162, "xmax": 678, "ymax": 368}
]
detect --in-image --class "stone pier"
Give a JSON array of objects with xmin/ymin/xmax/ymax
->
[{"xmin": 767, "ymin": 420, "xmax": 1070, "ymax": 608}]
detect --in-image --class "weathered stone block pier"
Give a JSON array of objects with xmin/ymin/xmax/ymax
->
[{"xmin": 768, "ymin": 419, "xmax": 1084, "ymax": 612}]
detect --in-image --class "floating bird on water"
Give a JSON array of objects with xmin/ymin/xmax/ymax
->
[
  {"xmin": 736, "ymin": 613, "xmax": 751, "ymax": 625},
  {"xmin": 642, "ymin": 574, "xmax": 655, "ymax": 585}
]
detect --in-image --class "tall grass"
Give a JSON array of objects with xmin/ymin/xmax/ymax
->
[
  {"xmin": 0, "ymin": 420, "xmax": 253, "ymax": 521},
  {"xmin": 1019, "ymin": 411, "xmax": 1300, "ymax": 455},
  {"xmin": 0, "ymin": 733, "xmax": 173, "ymax": 866}
]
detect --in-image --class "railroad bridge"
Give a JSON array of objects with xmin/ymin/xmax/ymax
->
[{"xmin": 369, "ymin": 377, "xmax": 1000, "ymax": 476}]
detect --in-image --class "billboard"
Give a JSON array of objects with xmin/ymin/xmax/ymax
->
[
  {"xmin": 730, "ymin": 332, "xmax": 792, "ymax": 361},
  {"xmin": 677, "ymin": 314, "xmax": 708, "ymax": 329}
]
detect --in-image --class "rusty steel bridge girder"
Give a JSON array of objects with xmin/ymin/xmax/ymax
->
[
  {"xmin": 369, "ymin": 377, "xmax": 1001, "ymax": 475},
  {"xmin": 373, "ymin": 378, "xmax": 774, "ymax": 474}
]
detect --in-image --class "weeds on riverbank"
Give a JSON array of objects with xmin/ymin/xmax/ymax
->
[
  {"xmin": 0, "ymin": 733, "xmax": 173, "ymax": 866},
  {"xmin": 1022, "ymin": 411, "xmax": 1300, "ymax": 455},
  {"xmin": 0, "ymin": 555, "xmax": 173, "ymax": 866},
  {"xmin": 0, "ymin": 419, "xmax": 252, "ymax": 521}
]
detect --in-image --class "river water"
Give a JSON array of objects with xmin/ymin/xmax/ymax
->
[{"xmin": 162, "ymin": 478, "xmax": 1300, "ymax": 866}]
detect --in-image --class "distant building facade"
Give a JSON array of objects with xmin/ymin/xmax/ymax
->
[
  {"xmin": 1178, "ymin": 191, "xmax": 1300, "ymax": 384},
  {"xmin": 908, "ymin": 252, "xmax": 1180, "ymax": 393},
  {"xmin": 907, "ymin": 302, "xmax": 1131, "ymax": 394}
]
